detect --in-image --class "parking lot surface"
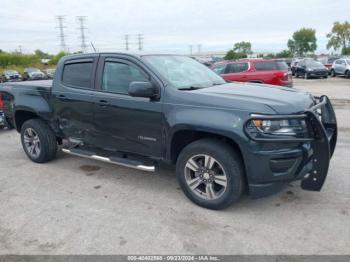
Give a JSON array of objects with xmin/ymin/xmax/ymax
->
[{"xmin": 0, "ymin": 77, "xmax": 349, "ymax": 255}]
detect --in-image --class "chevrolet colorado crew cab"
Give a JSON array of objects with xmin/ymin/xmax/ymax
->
[{"xmin": 0, "ymin": 53, "xmax": 337, "ymax": 210}]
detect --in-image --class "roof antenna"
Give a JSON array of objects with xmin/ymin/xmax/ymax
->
[{"xmin": 90, "ymin": 42, "xmax": 97, "ymax": 52}]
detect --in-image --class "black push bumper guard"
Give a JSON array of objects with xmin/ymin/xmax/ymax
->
[
  {"xmin": 245, "ymin": 95, "xmax": 337, "ymax": 191},
  {"xmin": 0, "ymin": 111, "xmax": 5, "ymax": 127}
]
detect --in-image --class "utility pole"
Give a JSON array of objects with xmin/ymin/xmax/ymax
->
[
  {"xmin": 56, "ymin": 16, "xmax": 67, "ymax": 52},
  {"xmin": 124, "ymin": 34, "xmax": 129, "ymax": 51},
  {"xmin": 77, "ymin": 16, "xmax": 88, "ymax": 53},
  {"xmin": 197, "ymin": 44, "xmax": 202, "ymax": 54},
  {"xmin": 18, "ymin": 45, "xmax": 22, "ymax": 54},
  {"xmin": 189, "ymin": 45, "xmax": 193, "ymax": 56},
  {"xmin": 137, "ymin": 34, "xmax": 143, "ymax": 51}
]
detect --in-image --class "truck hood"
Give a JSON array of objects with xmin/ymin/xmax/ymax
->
[{"xmin": 184, "ymin": 82, "xmax": 315, "ymax": 114}]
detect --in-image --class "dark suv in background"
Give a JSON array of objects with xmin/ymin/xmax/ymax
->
[{"xmin": 295, "ymin": 59, "xmax": 329, "ymax": 79}]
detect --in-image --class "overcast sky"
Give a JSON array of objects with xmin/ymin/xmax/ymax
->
[{"xmin": 0, "ymin": 0, "xmax": 349, "ymax": 54}]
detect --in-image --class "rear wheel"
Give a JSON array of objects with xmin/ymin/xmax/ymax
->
[
  {"xmin": 21, "ymin": 119, "xmax": 57, "ymax": 163},
  {"xmin": 330, "ymin": 69, "xmax": 336, "ymax": 77},
  {"xmin": 304, "ymin": 72, "xmax": 309, "ymax": 79},
  {"xmin": 176, "ymin": 139, "xmax": 244, "ymax": 210}
]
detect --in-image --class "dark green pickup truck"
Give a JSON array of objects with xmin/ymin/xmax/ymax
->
[{"xmin": 0, "ymin": 53, "xmax": 337, "ymax": 209}]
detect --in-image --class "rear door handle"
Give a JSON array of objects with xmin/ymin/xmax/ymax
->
[
  {"xmin": 58, "ymin": 94, "xmax": 66, "ymax": 99},
  {"xmin": 98, "ymin": 100, "xmax": 110, "ymax": 107}
]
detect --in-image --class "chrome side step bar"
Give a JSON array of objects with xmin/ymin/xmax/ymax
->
[{"xmin": 62, "ymin": 148, "xmax": 155, "ymax": 172}]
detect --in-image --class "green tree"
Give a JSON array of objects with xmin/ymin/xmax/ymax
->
[
  {"xmin": 224, "ymin": 41, "xmax": 252, "ymax": 60},
  {"xmin": 288, "ymin": 28, "xmax": 317, "ymax": 56},
  {"xmin": 264, "ymin": 53, "xmax": 276, "ymax": 58},
  {"xmin": 326, "ymin": 21, "xmax": 350, "ymax": 55},
  {"xmin": 342, "ymin": 47, "xmax": 350, "ymax": 55},
  {"xmin": 34, "ymin": 49, "xmax": 51, "ymax": 59},
  {"xmin": 233, "ymin": 41, "xmax": 252, "ymax": 54},
  {"xmin": 49, "ymin": 51, "xmax": 67, "ymax": 65},
  {"xmin": 276, "ymin": 49, "xmax": 293, "ymax": 58}
]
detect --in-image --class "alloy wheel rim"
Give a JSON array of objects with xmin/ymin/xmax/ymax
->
[
  {"xmin": 184, "ymin": 154, "xmax": 228, "ymax": 200},
  {"xmin": 23, "ymin": 128, "xmax": 41, "ymax": 158}
]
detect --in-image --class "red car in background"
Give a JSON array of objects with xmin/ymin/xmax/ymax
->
[{"xmin": 211, "ymin": 58, "xmax": 293, "ymax": 87}]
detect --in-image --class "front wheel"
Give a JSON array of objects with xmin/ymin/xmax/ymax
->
[
  {"xmin": 304, "ymin": 72, "xmax": 310, "ymax": 79},
  {"xmin": 346, "ymin": 70, "xmax": 350, "ymax": 79},
  {"xmin": 176, "ymin": 139, "xmax": 244, "ymax": 210},
  {"xmin": 330, "ymin": 70, "xmax": 336, "ymax": 77},
  {"xmin": 21, "ymin": 119, "xmax": 57, "ymax": 163}
]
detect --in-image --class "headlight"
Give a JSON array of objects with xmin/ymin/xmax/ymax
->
[{"xmin": 249, "ymin": 118, "xmax": 308, "ymax": 137}]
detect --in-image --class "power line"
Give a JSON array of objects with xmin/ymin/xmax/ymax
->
[
  {"xmin": 197, "ymin": 44, "xmax": 202, "ymax": 54},
  {"xmin": 76, "ymin": 16, "xmax": 88, "ymax": 53},
  {"xmin": 56, "ymin": 16, "xmax": 67, "ymax": 52}
]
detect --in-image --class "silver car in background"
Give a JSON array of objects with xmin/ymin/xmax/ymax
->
[{"xmin": 330, "ymin": 58, "xmax": 350, "ymax": 79}]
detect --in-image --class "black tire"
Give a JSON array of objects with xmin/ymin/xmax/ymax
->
[
  {"xmin": 330, "ymin": 70, "xmax": 336, "ymax": 77},
  {"xmin": 304, "ymin": 72, "xmax": 309, "ymax": 79},
  {"xmin": 294, "ymin": 72, "xmax": 298, "ymax": 78},
  {"xmin": 21, "ymin": 119, "xmax": 57, "ymax": 163},
  {"xmin": 346, "ymin": 70, "xmax": 350, "ymax": 79},
  {"xmin": 176, "ymin": 139, "xmax": 244, "ymax": 210}
]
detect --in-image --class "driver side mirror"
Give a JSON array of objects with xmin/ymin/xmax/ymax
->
[{"xmin": 128, "ymin": 81, "xmax": 158, "ymax": 98}]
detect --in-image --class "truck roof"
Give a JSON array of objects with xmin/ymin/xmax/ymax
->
[{"xmin": 61, "ymin": 52, "xmax": 185, "ymax": 60}]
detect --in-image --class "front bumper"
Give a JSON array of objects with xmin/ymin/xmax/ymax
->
[
  {"xmin": 244, "ymin": 95, "xmax": 337, "ymax": 198},
  {"xmin": 308, "ymin": 71, "xmax": 328, "ymax": 77}
]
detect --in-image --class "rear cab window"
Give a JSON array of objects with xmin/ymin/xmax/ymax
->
[{"xmin": 254, "ymin": 61, "xmax": 288, "ymax": 71}]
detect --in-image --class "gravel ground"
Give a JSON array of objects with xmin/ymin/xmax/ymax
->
[{"xmin": 0, "ymin": 77, "xmax": 349, "ymax": 255}]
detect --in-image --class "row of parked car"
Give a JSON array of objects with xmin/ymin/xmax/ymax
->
[
  {"xmin": 0, "ymin": 68, "xmax": 55, "ymax": 83},
  {"xmin": 211, "ymin": 58, "xmax": 293, "ymax": 87},
  {"xmin": 291, "ymin": 57, "xmax": 350, "ymax": 79},
  {"xmin": 210, "ymin": 56, "xmax": 350, "ymax": 88}
]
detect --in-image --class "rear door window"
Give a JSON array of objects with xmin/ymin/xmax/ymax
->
[
  {"xmin": 62, "ymin": 62, "xmax": 93, "ymax": 88},
  {"xmin": 225, "ymin": 63, "xmax": 249, "ymax": 73},
  {"xmin": 255, "ymin": 61, "xmax": 288, "ymax": 71}
]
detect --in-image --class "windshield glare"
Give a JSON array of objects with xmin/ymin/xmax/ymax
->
[
  {"xmin": 143, "ymin": 55, "xmax": 226, "ymax": 89},
  {"xmin": 306, "ymin": 61, "xmax": 324, "ymax": 67}
]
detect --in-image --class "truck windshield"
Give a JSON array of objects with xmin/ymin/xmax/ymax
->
[{"xmin": 142, "ymin": 55, "xmax": 226, "ymax": 89}]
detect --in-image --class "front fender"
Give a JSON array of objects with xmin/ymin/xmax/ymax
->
[{"xmin": 164, "ymin": 105, "xmax": 251, "ymax": 161}]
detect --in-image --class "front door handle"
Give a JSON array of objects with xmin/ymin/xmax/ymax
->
[{"xmin": 58, "ymin": 94, "xmax": 66, "ymax": 98}]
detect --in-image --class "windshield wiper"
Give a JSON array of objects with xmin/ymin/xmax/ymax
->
[
  {"xmin": 211, "ymin": 82, "xmax": 226, "ymax": 86},
  {"xmin": 178, "ymin": 86, "xmax": 205, "ymax": 91}
]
